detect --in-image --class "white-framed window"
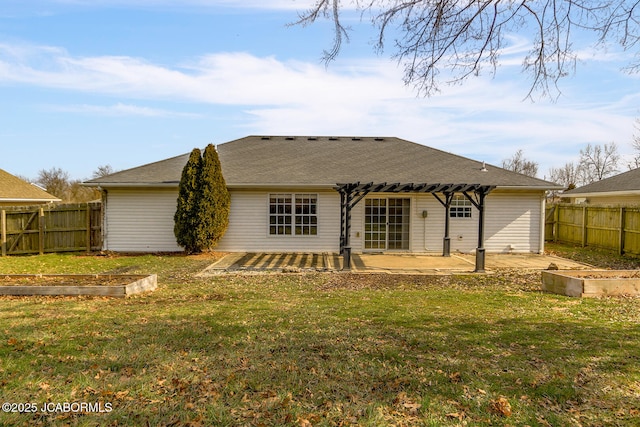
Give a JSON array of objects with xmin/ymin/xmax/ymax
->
[
  {"xmin": 269, "ymin": 193, "xmax": 292, "ymax": 235},
  {"xmin": 269, "ymin": 193, "xmax": 317, "ymax": 236},
  {"xmin": 450, "ymin": 195, "xmax": 472, "ymax": 218}
]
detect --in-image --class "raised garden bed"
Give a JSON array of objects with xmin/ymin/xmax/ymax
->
[
  {"xmin": 0, "ymin": 274, "xmax": 157, "ymax": 298},
  {"xmin": 542, "ymin": 270, "xmax": 640, "ymax": 297}
]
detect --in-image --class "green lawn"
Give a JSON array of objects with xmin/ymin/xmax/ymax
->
[{"xmin": 0, "ymin": 248, "xmax": 639, "ymax": 426}]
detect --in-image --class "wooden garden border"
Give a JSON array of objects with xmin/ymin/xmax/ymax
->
[{"xmin": 0, "ymin": 274, "xmax": 157, "ymax": 298}]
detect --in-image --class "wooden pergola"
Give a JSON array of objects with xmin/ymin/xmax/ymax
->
[{"xmin": 335, "ymin": 182, "xmax": 496, "ymax": 272}]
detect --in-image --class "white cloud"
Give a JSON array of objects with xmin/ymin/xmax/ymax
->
[
  {"xmin": 1, "ymin": 41, "xmax": 639, "ymax": 175},
  {"xmin": 0, "ymin": 43, "xmax": 405, "ymax": 104},
  {"xmin": 42, "ymin": 0, "xmax": 316, "ymax": 10},
  {"xmin": 45, "ymin": 103, "xmax": 201, "ymax": 118}
]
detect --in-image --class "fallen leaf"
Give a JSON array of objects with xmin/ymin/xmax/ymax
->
[
  {"xmin": 536, "ymin": 415, "xmax": 553, "ymax": 427},
  {"xmin": 115, "ymin": 390, "xmax": 129, "ymax": 400},
  {"xmin": 403, "ymin": 402, "xmax": 422, "ymax": 414},
  {"xmin": 490, "ymin": 397, "xmax": 512, "ymax": 417},
  {"xmin": 446, "ymin": 412, "xmax": 465, "ymax": 420}
]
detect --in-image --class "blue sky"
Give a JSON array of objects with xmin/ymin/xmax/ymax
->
[{"xmin": 1, "ymin": 0, "xmax": 639, "ymax": 182}]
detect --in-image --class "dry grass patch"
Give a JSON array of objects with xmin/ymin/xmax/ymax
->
[{"xmin": 0, "ymin": 249, "xmax": 638, "ymax": 426}]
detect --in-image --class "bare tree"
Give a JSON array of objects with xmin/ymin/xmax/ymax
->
[
  {"xmin": 92, "ymin": 164, "xmax": 115, "ymax": 179},
  {"xmin": 37, "ymin": 167, "xmax": 71, "ymax": 200},
  {"xmin": 37, "ymin": 167, "xmax": 99, "ymax": 203},
  {"xmin": 295, "ymin": 1, "xmax": 640, "ymax": 98},
  {"xmin": 629, "ymin": 118, "xmax": 640, "ymax": 169},
  {"xmin": 501, "ymin": 149, "xmax": 538, "ymax": 177},
  {"xmin": 579, "ymin": 142, "xmax": 620, "ymax": 183},
  {"xmin": 548, "ymin": 162, "xmax": 582, "ymax": 189}
]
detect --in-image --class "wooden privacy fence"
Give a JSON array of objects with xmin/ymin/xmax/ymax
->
[
  {"xmin": 545, "ymin": 203, "xmax": 640, "ymax": 256},
  {"xmin": 1, "ymin": 203, "xmax": 102, "ymax": 256}
]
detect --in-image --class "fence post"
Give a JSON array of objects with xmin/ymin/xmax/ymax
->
[
  {"xmin": 86, "ymin": 205, "xmax": 91, "ymax": 253},
  {"xmin": 553, "ymin": 204, "xmax": 559, "ymax": 242},
  {"xmin": 581, "ymin": 205, "xmax": 587, "ymax": 247},
  {"xmin": 1, "ymin": 210, "xmax": 6, "ymax": 257},
  {"xmin": 619, "ymin": 206, "xmax": 625, "ymax": 256},
  {"xmin": 38, "ymin": 208, "xmax": 45, "ymax": 255}
]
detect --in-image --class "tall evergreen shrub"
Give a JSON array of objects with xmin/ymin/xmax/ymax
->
[
  {"xmin": 174, "ymin": 148, "xmax": 203, "ymax": 253},
  {"xmin": 174, "ymin": 144, "xmax": 230, "ymax": 253},
  {"xmin": 196, "ymin": 144, "xmax": 230, "ymax": 250}
]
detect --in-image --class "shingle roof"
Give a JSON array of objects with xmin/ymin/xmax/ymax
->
[
  {"xmin": 85, "ymin": 136, "xmax": 559, "ymax": 189},
  {"xmin": 0, "ymin": 169, "xmax": 60, "ymax": 202},
  {"xmin": 563, "ymin": 168, "xmax": 640, "ymax": 196}
]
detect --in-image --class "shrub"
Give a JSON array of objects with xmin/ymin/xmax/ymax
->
[
  {"xmin": 174, "ymin": 149, "xmax": 203, "ymax": 253},
  {"xmin": 195, "ymin": 144, "xmax": 230, "ymax": 250},
  {"xmin": 174, "ymin": 145, "xmax": 230, "ymax": 253}
]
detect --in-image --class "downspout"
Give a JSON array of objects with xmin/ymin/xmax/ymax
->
[
  {"xmin": 475, "ymin": 191, "xmax": 486, "ymax": 272},
  {"xmin": 424, "ymin": 215, "xmax": 428, "ymax": 251},
  {"xmin": 101, "ymin": 188, "xmax": 108, "ymax": 251}
]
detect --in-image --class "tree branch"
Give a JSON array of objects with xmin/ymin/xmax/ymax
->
[{"xmin": 293, "ymin": 0, "xmax": 640, "ymax": 98}]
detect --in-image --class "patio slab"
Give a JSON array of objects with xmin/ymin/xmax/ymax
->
[
  {"xmin": 198, "ymin": 252, "xmax": 343, "ymax": 275},
  {"xmin": 351, "ymin": 253, "xmax": 471, "ymax": 274},
  {"xmin": 199, "ymin": 252, "xmax": 591, "ymax": 275}
]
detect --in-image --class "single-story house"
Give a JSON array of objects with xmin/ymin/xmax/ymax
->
[
  {"xmin": 85, "ymin": 136, "xmax": 560, "ymax": 260},
  {"xmin": 0, "ymin": 168, "xmax": 60, "ymax": 207},
  {"xmin": 562, "ymin": 168, "xmax": 640, "ymax": 205}
]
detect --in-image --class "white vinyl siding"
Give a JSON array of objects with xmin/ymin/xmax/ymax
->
[
  {"xmin": 216, "ymin": 190, "xmax": 340, "ymax": 253},
  {"xmin": 104, "ymin": 188, "xmax": 181, "ymax": 252},
  {"xmin": 102, "ymin": 187, "xmax": 544, "ymax": 254},
  {"xmin": 349, "ymin": 191, "xmax": 544, "ymax": 254},
  {"xmin": 484, "ymin": 191, "xmax": 543, "ymax": 253}
]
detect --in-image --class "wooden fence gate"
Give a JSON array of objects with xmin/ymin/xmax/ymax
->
[
  {"xmin": 545, "ymin": 203, "xmax": 640, "ymax": 256},
  {"xmin": 1, "ymin": 203, "xmax": 102, "ymax": 256}
]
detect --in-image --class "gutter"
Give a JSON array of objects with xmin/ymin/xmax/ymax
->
[
  {"xmin": 494, "ymin": 185, "xmax": 564, "ymax": 191},
  {"xmin": 84, "ymin": 182, "xmax": 335, "ymax": 190},
  {"xmin": 226, "ymin": 183, "xmax": 335, "ymax": 190},
  {"xmin": 0, "ymin": 198, "xmax": 61, "ymax": 203},
  {"xmin": 562, "ymin": 189, "xmax": 640, "ymax": 198},
  {"xmin": 81, "ymin": 182, "xmax": 179, "ymax": 188},
  {"xmin": 81, "ymin": 183, "xmax": 562, "ymax": 191}
]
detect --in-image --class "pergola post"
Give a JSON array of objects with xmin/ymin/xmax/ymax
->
[
  {"xmin": 432, "ymin": 192, "xmax": 454, "ymax": 257},
  {"xmin": 342, "ymin": 190, "xmax": 353, "ymax": 270},
  {"xmin": 337, "ymin": 182, "xmax": 374, "ymax": 271},
  {"xmin": 475, "ymin": 191, "xmax": 486, "ymax": 273},
  {"xmin": 339, "ymin": 190, "xmax": 346, "ymax": 252},
  {"xmin": 463, "ymin": 187, "xmax": 492, "ymax": 273},
  {"xmin": 338, "ymin": 186, "xmax": 352, "ymax": 270}
]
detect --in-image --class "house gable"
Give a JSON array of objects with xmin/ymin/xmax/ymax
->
[
  {"xmin": 0, "ymin": 169, "xmax": 60, "ymax": 205},
  {"xmin": 564, "ymin": 168, "xmax": 640, "ymax": 202}
]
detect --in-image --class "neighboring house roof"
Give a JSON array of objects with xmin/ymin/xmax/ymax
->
[
  {"xmin": 563, "ymin": 168, "xmax": 640, "ymax": 197},
  {"xmin": 85, "ymin": 136, "xmax": 560, "ymax": 190},
  {"xmin": 0, "ymin": 168, "xmax": 60, "ymax": 203}
]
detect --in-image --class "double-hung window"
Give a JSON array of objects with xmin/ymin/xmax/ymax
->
[
  {"xmin": 269, "ymin": 193, "xmax": 317, "ymax": 235},
  {"xmin": 450, "ymin": 195, "xmax": 472, "ymax": 218}
]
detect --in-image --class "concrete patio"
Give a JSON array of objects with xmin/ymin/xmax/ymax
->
[{"xmin": 198, "ymin": 252, "xmax": 591, "ymax": 275}]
